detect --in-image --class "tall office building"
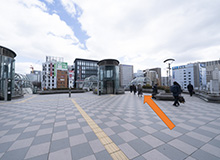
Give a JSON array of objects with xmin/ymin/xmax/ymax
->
[
  {"xmin": 143, "ymin": 68, "xmax": 161, "ymax": 86},
  {"xmin": 149, "ymin": 68, "xmax": 161, "ymax": 86},
  {"xmin": 119, "ymin": 64, "xmax": 133, "ymax": 88},
  {"xmin": 205, "ymin": 60, "xmax": 220, "ymax": 82},
  {"xmin": 74, "ymin": 58, "xmax": 98, "ymax": 88},
  {"xmin": 172, "ymin": 59, "xmax": 220, "ymax": 91},
  {"xmin": 172, "ymin": 63, "xmax": 195, "ymax": 90},
  {"xmin": 41, "ymin": 56, "xmax": 68, "ymax": 90}
]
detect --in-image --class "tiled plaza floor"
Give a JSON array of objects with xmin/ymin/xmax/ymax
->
[{"xmin": 0, "ymin": 92, "xmax": 220, "ymax": 160}]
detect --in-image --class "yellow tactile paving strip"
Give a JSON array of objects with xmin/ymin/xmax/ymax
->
[
  {"xmin": 71, "ymin": 99, "xmax": 129, "ymax": 160},
  {"xmin": 14, "ymin": 95, "xmax": 37, "ymax": 104}
]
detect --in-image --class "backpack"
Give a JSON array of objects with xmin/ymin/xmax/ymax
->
[{"xmin": 171, "ymin": 85, "xmax": 178, "ymax": 94}]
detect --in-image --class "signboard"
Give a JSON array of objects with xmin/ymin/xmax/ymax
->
[
  {"xmin": 54, "ymin": 62, "xmax": 68, "ymax": 76},
  {"xmin": 56, "ymin": 62, "xmax": 68, "ymax": 70},
  {"xmin": 172, "ymin": 65, "xmax": 186, "ymax": 70}
]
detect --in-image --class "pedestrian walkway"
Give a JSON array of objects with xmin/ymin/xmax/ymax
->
[{"xmin": 0, "ymin": 92, "xmax": 220, "ymax": 160}]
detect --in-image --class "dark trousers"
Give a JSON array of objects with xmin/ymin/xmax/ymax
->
[
  {"xmin": 173, "ymin": 96, "xmax": 179, "ymax": 106},
  {"xmin": 189, "ymin": 91, "xmax": 193, "ymax": 96}
]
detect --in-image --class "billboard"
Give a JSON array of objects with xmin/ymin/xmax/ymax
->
[
  {"xmin": 54, "ymin": 62, "xmax": 68, "ymax": 76},
  {"xmin": 56, "ymin": 62, "xmax": 68, "ymax": 70}
]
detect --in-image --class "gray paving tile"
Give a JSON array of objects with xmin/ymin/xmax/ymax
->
[
  {"xmin": 140, "ymin": 126, "xmax": 157, "ymax": 134},
  {"xmin": 193, "ymin": 128, "xmax": 217, "ymax": 138},
  {"xmin": 111, "ymin": 125, "xmax": 127, "ymax": 133},
  {"xmin": 53, "ymin": 125, "xmax": 67, "ymax": 133},
  {"xmin": 109, "ymin": 134, "xmax": 126, "ymax": 145},
  {"xmin": 49, "ymin": 148, "xmax": 71, "ymax": 160},
  {"xmin": 141, "ymin": 135, "xmax": 164, "ymax": 148},
  {"xmin": 52, "ymin": 130, "xmax": 68, "ymax": 141},
  {"xmin": 68, "ymin": 128, "xmax": 84, "ymax": 136},
  {"xmin": 118, "ymin": 143, "xmax": 139, "ymax": 159},
  {"xmin": 103, "ymin": 128, "xmax": 115, "ymax": 136},
  {"xmin": 133, "ymin": 155, "xmax": 146, "ymax": 160},
  {"xmin": 36, "ymin": 128, "xmax": 53, "ymax": 137},
  {"xmin": 128, "ymin": 138, "xmax": 153, "ymax": 154},
  {"xmin": 130, "ymin": 128, "xmax": 148, "ymax": 138},
  {"xmin": 130, "ymin": 121, "xmax": 145, "ymax": 127},
  {"xmin": 152, "ymin": 131, "xmax": 174, "ymax": 143},
  {"xmin": 71, "ymin": 143, "xmax": 93, "ymax": 160},
  {"xmin": 32, "ymin": 134, "xmax": 52, "ymax": 145},
  {"xmin": 89, "ymin": 139, "xmax": 105, "ymax": 153},
  {"xmin": 0, "ymin": 133, "xmax": 20, "ymax": 143},
  {"xmin": 95, "ymin": 150, "xmax": 112, "ymax": 160},
  {"xmin": 200, "ymin": 144, "xmax": 220, "ymax": 158},
  {"xmin": 191, "ymin": 149, "xmax": 219, "ymax": 160},
  {"xmin": 25, "ymin": 154, "xmax": 48, "ymax": 160},
  {"xmin": 85, "ymin": 132, "xmax": 98, "ymax": 141},
  {"xmin": 25, "ymin": 142, "xmax": 50, "ymax": 159},
  {"xmin": 186, "ymin": 131, "xmax": 212, "ymax": 142},
  {"xmin": 118, "ymin": 131, "xmax": 138, "ymax": 142},
  {"xmin": 157, "ymin": 144, "xmax": 188, "ymax": 160},
  {"xmin": 208, "ymin": 139, "xmax": 220, "ymax": 148},
  {"xmin": 0, "ymin": 142, "xmax": 13, "ymax": 153},
  {"xmin": 142, "ymin": 149, "xmax": 170, "ymax": 160},
  {"xmin": 69, "ymin": 134, "xmax": 87, "ymax": 147},
  {"xmin": 178, "ymin": 134, "xmax": 205, "ymax": 148},
  {"xmin": 168, "ymin": 139, "xmax": 197, "ymax": 155},
  {"xmin": 9, "ymin": 137, "xmax": 34, "ymax": 151},
  {"xmin": 1, "ymin": 147, "xmax": 29, "ymax": 160},
  {"xmin": 6, "ymin": 128, "xmax": 25, "ymax": 135},
  {"xmin": 98, "ymin": 123, "xmax": 109, "ymax": 129},
  {"xmin": 40, "ymin": 123, "xmax": 54, "ymax": 129}
]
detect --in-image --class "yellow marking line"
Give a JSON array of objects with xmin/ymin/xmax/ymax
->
[
  {"xmin": 15, "ymin": 95, "xmax": 36, "ymax": 104},
  {"xmin": 71, "ymin": 99, "xmax": 128, "ymax": 160}
]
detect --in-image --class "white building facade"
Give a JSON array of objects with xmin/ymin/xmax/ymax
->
[
  {"xmin": 41, "ymin": 56, "xmax": 68, "ymax": 90},
  {"xmin": 172, "ymin": 63, "xmax": 195, "ymax": 90},
  {"xmin": 119, "ymin": 64, "xmax": 133, "ymax": 88}
]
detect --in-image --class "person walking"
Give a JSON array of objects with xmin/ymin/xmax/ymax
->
[
  {"xmin": 137, "ymin": 84, "xmax": 143, "ymax": 97},
  {"xmin": 133, "ymin": 84, "xmax": 137, "ymax": 95},
  {"xmin": 152, "ymin": 83, "xmax": 158, "ymax": 99},
  {"xmin": 187, "ymin": 83, "xmax": 194, "ymax": 96},
  {"xmin": 170, "ymin": 81, "xmax": 181, "ymax": 107},
  {"xmin": 130, "ymin": 85, "xmax": 133, "ymax": 93}
]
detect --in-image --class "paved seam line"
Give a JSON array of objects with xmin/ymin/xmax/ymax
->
[
  {"xmin": 71, "ymin": 99, "xmax": 129, "ymax": 160},
  {"xmin": 14, "ymin": 95, "xmax": 36, "ymax": 104}
]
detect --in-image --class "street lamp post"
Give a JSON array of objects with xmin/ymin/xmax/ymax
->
[{"xmin": 164, "ymin": 58, "xmax": 175, "ymax": 86}]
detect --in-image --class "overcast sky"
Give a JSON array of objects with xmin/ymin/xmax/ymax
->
[{"xmin": 1, "ymin": 0, "xmax": 220, "ymax": 76}]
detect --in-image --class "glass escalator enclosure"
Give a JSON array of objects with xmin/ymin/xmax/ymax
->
[{"xmin": 0, "ymin": 46, "xmax": 16, "ymax": 100}]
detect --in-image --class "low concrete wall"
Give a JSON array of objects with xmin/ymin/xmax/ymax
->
[
  {"xmin": 155, "ymin": 93, "xmax": 174, "ymax": 101},
  {"xmin": 196, "ymin": 92, "xmax": 220, "ymax": 103},
  {"xmin": 38, "ymin": 90, "xmax": 85, "ymax": 95}
]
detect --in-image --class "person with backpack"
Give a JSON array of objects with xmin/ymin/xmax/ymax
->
[{"xmin": 170, "ymin": 81, "xmax": 181, "ymax": 107}]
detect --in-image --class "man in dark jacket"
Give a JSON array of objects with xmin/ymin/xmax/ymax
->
[
  {"xmin": 152, "ymin": 83, "xmax": 158, "ymax": 99},
  {"xmin": 187, "ymin": 83, "xmax": 194, "ymax": 96},
  {"xmin": 133, "ymin": 84, "xmax": 137, "ymax": 95},
  {"xmin": 130, "ymin": 85, "xmax": 133, "ymax": 93},
  {"xmin": 170, "ymin": 81, "xmax": 181, "ymax": 107}
]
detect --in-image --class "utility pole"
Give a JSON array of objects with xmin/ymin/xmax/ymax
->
[{"xmin": 164, "ymin": 59, "xmax": 175, "ymax": 86}]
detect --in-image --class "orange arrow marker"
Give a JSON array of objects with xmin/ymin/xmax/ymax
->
[{"xmin": 144, "ymin": 95, "xmax": 175, "ymax": 130}]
